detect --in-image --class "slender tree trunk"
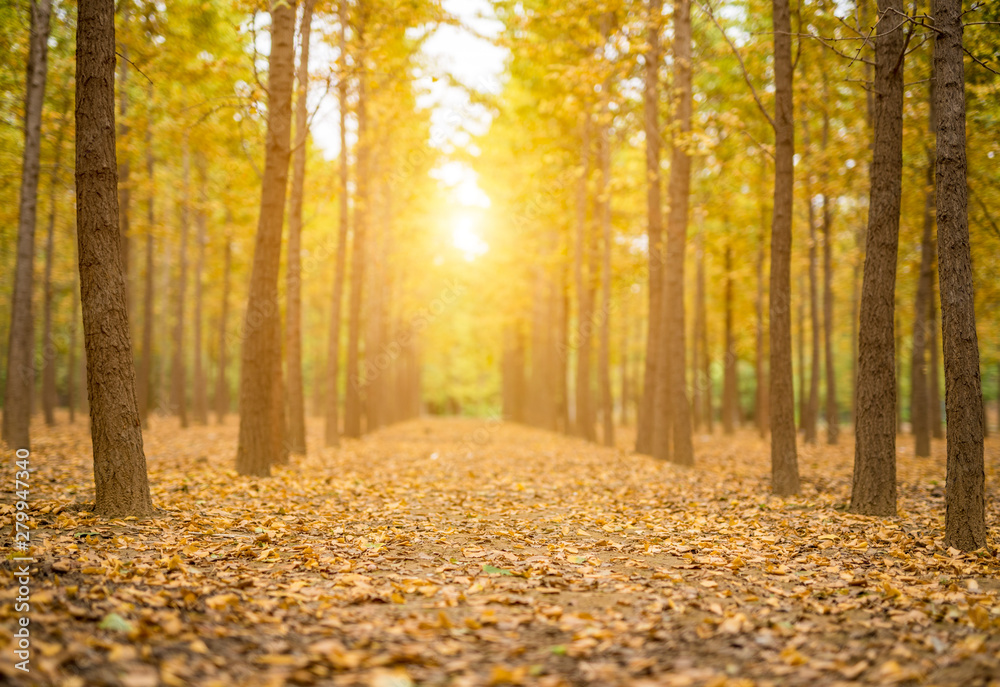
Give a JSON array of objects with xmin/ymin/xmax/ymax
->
[
  {"xmin": 137, "ymin": 99, "xmax": 154, "ymax": 427},
  {"xmin": 620, "ymin": 295, "xmax": 629, "ymax": 427},
  {"xmin": 575, "ymin": 116, "xmax": 594, "ymax": 442},
  {"xmin": 235, "ymin": 0, "xmax": 297, "ymax": 476},
  {"xmin": 802, "ymin": 120, "xmax": 820, "ymax": 444},
  {"xmin": 797, "ymin": 271, "xmax": 806, "ymax": 430},
  {"xmin": 896, "ymin": 308, "xmax": 903, "ymax": 434},
  {"xmin": 42, "ymin": 103, "xmax": 68, "ymax": 427},
  {"xmin": 935, "ymin": 0, "xmax": 987, "ymax": 551},
  {"xmin": 756, "ymin": 201, "xmax": 769, "ymax": 438},
  {"xmin": 598, "ymin": 53, "xmax": 614, "ymax": 448},
  {"xmin": 76, "ymin": 0, "xmax": 152, "ymax": 516},
  {"xmin": 723, "ymin": 245, "xmax": 737, "ymax": 435},
  {"xmin": 68, "ymin": 258, "xmax": 78, "ymax": 424},
  {"xmin": 911, "ymin": 149, "xmax": 935, "ymax": 457},
  {"xmin": 171, "ymin": 141, "xmax": 190, "ymax": 428},
  {"xmin": 118, "ymin": 31, "xmax": 132, "ymax": 325},
  {"xmin": 637, "ymin": 0, "xmax": 662, "ymax": 455},
  {"xmin": 821, "ymin": 97, "xmax": 839, "ymax": 445},
  {"xmin": 285, "ymin": 0, "xmax": 316, "ymax": 454},
  {"xmin": 215, "ymin": 234, "xmax": 232, "ymax": 424},
  {"xmin": 929, "ymin": 276, "xmax": 943, "ymax": 437},
  {"xmin": 192, "ymin": 155, "xmax": 208, "ymax": 425},
  {"xmin": 325, "ymin": 0, "xmax": 350, "ymax": 447},
  {"xmin": 769, "ymin": 0, "xmax": 799, "ymax": 495},
  {"xmin": 2, "ymin": 0, "xmax": 51, "ymax": 450},
  {"xmin": 693, "ymin": 226, "xmax": 708, "ymax": 431},
  {"xmin": 850, "ymin": 0, "xmax": 905, "ymax": 516},
  {"xmin": 344, "ymin": 43, "xmax": 368, "ymax": 439},
  {"xmin": 851, "ymin": 223, "xmax": 862, "ymax": 429}
]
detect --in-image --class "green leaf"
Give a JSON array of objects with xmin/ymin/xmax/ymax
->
[
  {"xmin": 98, "ymin": 613, "xmax": 134, "ymax": 633},
  {"xmin": 482, "ymin": 564, "xmax": 513, "ymax": 575}
]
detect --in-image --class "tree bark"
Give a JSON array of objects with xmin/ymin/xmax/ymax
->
[
  {"xmin": 821, "ymin": 95, "xmax": 839, "ymax": 445},
  {"xmin": 598, "ymin": 49, "xmax": 614, "ymax": 448},
  {"xmin": 137, "ymin": 95, "xmax": 155, "ymax": 427},
  {"xmin": 929, "ymin": 276, "xmax": 943, "ymax": 438},
  {"xmin": 797, "ymin": 271, "xmax": 806, "ymax": 430},
  {"xmin": 723, "ymin": 244, "xmax": 737, "ymax": 435},
  {"xmin": 286, "ymin": 0, "xmax": 316, "ymax": 454},
  {"xmin": 756, "ymin": 200, "xmax": 769, "ymax": 438},
  {"xmin": 76, "ymin": 0, "xmax": 153, "ymax": 517},
  {"xmin": 636, "ymin": 0, "xmax": 662, "ymax": 455},
  {"xmin": 235, "ymin": 0, "xmax": 297, "ymax": 476},
  {"xmin": 911, "ymin": 149, "xmax": 935, "ymax": 457},
  {"xmin": 694, "ymin": 226, "xmax": 709, "ymax": 431},
  {"xmin": 344, "ymin": 37, "xmax": 368, "ymax": 439},
  {"xmin": 769, "ymin": 0, "xmax": 799, "ymax": 495},
  {"xmin": 802, "ymin": 119, "xmax": 820, "ymax": 444},
  {"xmin": 935, "ymin": 0, "xmax": 987, "ymax": 551},
  {"xmin": 850, "ymin": 0, "xmax": 905, "ymax": 516},
  {"xmin": 117, "ymin": 27, "xmax": 132, "ymax": 326},
  {"xmin": 171, "ymin": 141, "xmax": 190, "ymax": 428},
  {"xmin": 575, "ymin": 116, "xmax": 595, "ymax": 442},
  {"xmin": 192, "ymin": 154, "xmax": 209, "ymax": 425},
  {"xmin": 325, "ymin": 0, "xmax": 350, "ymax": 447},
  {"xmin": 215, "ymin": 234, "xmax": 232, "ymax": 424},
  {"xmin": 41, "ymin": 101, "xmax": 69, "ymax": 427},
  {"xmin": 2, "ymin": 0, "xmax": 51, "ymax": 450},
  {"xmin": 68, "ymin": 257, "xmax": 79, "ymax": 424}
]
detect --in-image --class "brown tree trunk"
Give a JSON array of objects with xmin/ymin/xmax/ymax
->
[
  {"xmin": 76, "ymin": 0, "xmax": 152, "ymax": 516},
  {"xmin": 171, "ymin": 141, "xmax": 190, "ymax": 428},
  {"xmin": 756, "ymin": 200, "xmax": 769, "ymax": 438},
  {"xmin": 285, "ymin": 0, "xmax": 316, "ymax": 454},
  {"xmin": 137, "ymin": 97, "xmax": 155, "ymax": 427},
  {"xmin": 575, "ymin": 116, "xmax": 595, "ymax": 442},
  {"xmin": 636, "ymin": 0, "xmax": 662, "ymax": 455},
  {"xmin": 325, "ymin": 0, "xmax": 350, "ymax": 447},
  {"xmin": 821, "ymin": 97, "xmax": 839, "ymax": 445},
  {"xmin": 797, "ymin": 271, "xmax": 806, "ymax": 430},
  {"xmin": 850, "ymin": 0, "xmax": 905, "ymax": 516},
  {"xmin": 723, "ymin": 244, "xmax": 737, "ymax": 435},
  {"xmin": 117, "ymin": 31, "xmax": 132, "ymax": 326},
  {"xmin": 693, "ymin": 227, "xmax": 708, "ymax": 431},
  {"xmin": 191, "ymin": 155, "xmax": 209, "ymax": 425},
  {"xmin": 935, "ymin": 0, "xmax": 987, "ymax": 551},
  {"xmin": 619, "ymin": 294, "xmax": 629, "ymax": 427},
  {"xmin": 929, "ymin": 276, "xmax": 943, "ymax": 438},
  {"xmin": 68, "ymin": 259, "xmax": 79, "ymax": 424},
  {"xmin": 235, "ymin": 0, "xmax": 296, "ymax": 476},
  {"xmin": 911, "ymin": 149, "xmax": 935, "ymax": 457},
  {"xmin": 344, "ymin": 39, "xmax": 368, "ymax": 439},
  {"xmin": 215, "ymin": 234, "xmax": 232, "ymax": 424},
  {"xmin": 802, "ymin": 120, "xmax": 820, "ymax": 444},
  {"xmin": 598, "ymin": 53, "xmax": 614, "ymax": 448},
  {"xmin": 2, "ymin": 0, "xmax": 51, "ymax": 450},
  {"xmin": 41, "ymin": 101, "xmax": 69, "ymax": 427},
  {"xmin": 769, "ymin": 0, "xmax": 799, "ymax": 495}
]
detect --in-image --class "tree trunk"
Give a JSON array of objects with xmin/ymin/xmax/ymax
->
[
  {"xmin": 235, "ymin": 0, "xmax": 296, "ymax": 476},
  {"xmin": 118, "ymin": 31, "xmax": 132, "ymax": 326},
  {"xmin": 756, "ymin": 200, "xmax": 769, "ymax": 438},
  {"xmin": 344, "ymin": 44, "xmax": 368, "ymax": 439},
  {"xmin": 911, "ymin": 149, "xmax": 935, "ymax": 457},
  {"xmin": 68, "ymin": 258, "xmax": 79, "ymax": 424},
  {"xmin": 656, "ymin": 0, "xmax": 693, "ymax": 467},
  {"xmin": 192, "ymin": 154, "xmax": 209, "ymax": 425},
  {"xmin": 723, "ymin": 244, "xmax": 737, "ymax": 435},
  {"xmin": 137, "ymin": 97, "xmax": 155, "ymax": 427},
  {"xmin": 325, "ymin": 0, "xmax": 350, "ymax": 447},
  {"xmin": 769, "ymin": 0, "xmax": 799, "ymax": 495},
  {"xmin": 285, "ymin": 0, "xmax": 316, "ymax": 454},
  {"xmin": 598, "ymin": 52, "xmax": 614, "ymax": 448},
  {"xmin": 929, "ymin": 276, "xmax": 943, "ymax": 438},
  {"xmin": 215, "ymin": 234, "xmax": 232, "ymax": 424},
  {"xmin": 171, "ymin": 141, "xmax": 190, "ymax": 428},
  {"xmin": 575, "ymin": 116, "xmax": 594, "ymax": 442},
  {"xmin": 76, "ymin": 0, "xmax": 152, "ymax": 517},
  {"xmin": 636, "ymin": 0, "xmax": 662, "ymax": 455},
  {"xmin": 797, "ymin": 271, "xmax": 806, "ymax": 430},
  {"xmin": 42, "ymin": 102, "xmax": 69, "ymax": 427},
  {"xmin": 935, "ymin": 0, "xmax": 987, "ymax": 551},
  {"xmin": 802, "ymin": 120, "xmax": 820, "ymax": 444},
  {"xmin": 619, "ymin": 294, "xmax": 629, "ymax": 427},
  {"xmin": 2, "ymin": 0, "xmax": 51, "ymax": 450},
  {"xmin": 821, "ymin": 97, "xmax": 839, "ymax": 445},
  {"xmin": 850, "ymin": 0, "xmax": 905, "ymax": 516},
  {"xmin": 694, "ymin": 226, "xmax": 709, "ymax": 431}
]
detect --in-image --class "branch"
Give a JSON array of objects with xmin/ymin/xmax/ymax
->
[
  {"xmin": 115, "ymin": 51, "xmax": 153, "ymax": 85},
  {"xmin": 696, "ymin": 0, "xmax": 776, "ymax": 131},
  {"xmin": 964, "ymin": 47, "xmax": 1000, "ymax": 76},
  {"xmin": 970, "ymin": 185, "xmax": 1000, "ymax": 241}
]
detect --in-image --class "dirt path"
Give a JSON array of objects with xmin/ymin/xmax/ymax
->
[{"xmin": 2, "ymin": 416, "xmax": 999, "ymax": 686}]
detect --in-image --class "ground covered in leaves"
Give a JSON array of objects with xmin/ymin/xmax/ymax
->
[{"xmin": 2, "ymin": 415, "xmax": 1000, "ymax": 687}]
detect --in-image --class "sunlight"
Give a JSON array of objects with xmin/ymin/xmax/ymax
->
[{"xmin": 452, "ymin": 213, "xmax": 489, "ymax": 260}]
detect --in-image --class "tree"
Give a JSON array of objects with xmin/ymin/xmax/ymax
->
[
  {"xmin": 235, "ymin": 0, "xmax": 297, "ymax": 476},
  {"xmin": 597, "ymin": 27, "xmax": 614, "ymax": 448},
  {"xmin": 324, "ymin": 0, "xmax": 350, "ymax": 448},
  {"xmin": 575, "ymin": 116, "xmax": 595, "ymax": 442},
  {"xmin": 192, "ymin": 154, "xmax": 209, "ymax": 425},
  {"xmin": 137, "ymin": 90, "xmax": 155, "ymax": 426},
  {"xmin": 722, "ymin": 244, "xmax": 738, "ymax": 434},
  {"xmin": 76, "ymin": 0, "xmax": 153, "ymax": 516},
  {"xmin": 820, "ymin": 88, "xmax": 838, "ymax": 445},
  {"xmin": 850, "ymin": 0, "xmax": 905, "ymax": 516},
  {"xmin": 2, "ymin": 0, "xmax": 51, "ymax": 450},
  {"xmin": 171, "ymin": 141, "xmax": 191, "ymax": 427},
  {"xmin": 935, "ymin": 0, "xmax": 987, "ymax": 551},
  {"xmin": 215, "ymin": 233, "xmax": 232, "ymax": 424},
  {"xmin": 769, "ymin": 0, "xmax": 798, "ymax": 495},
  {"xmin": 286, "ymin": 0, "xmax": 317, "ymax": 455},
  {"xmin": 802, "ymin": 118, "xmax": 820, "ymax": 445},
  {"xmin": 636, "ymin": 0, "xmax": 662, "ymax": 455}
]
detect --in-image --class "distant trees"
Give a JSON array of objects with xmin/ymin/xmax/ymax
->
[
  {"xmin": 76, "ymin": 0, "xmax": 152, "ymax": 516},
  {"xmin": 2, "ymin": 0, "xmax": 51, "ymax": 450}
]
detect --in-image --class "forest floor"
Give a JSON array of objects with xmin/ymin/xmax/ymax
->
[{"xmin": 2, "ymin": 414, "xmax": 1000, "ymax": 687}]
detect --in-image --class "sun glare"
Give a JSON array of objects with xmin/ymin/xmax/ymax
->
[{"xmin": 452, "ymin": 214, "xmax": 489, "ymax": 260}]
